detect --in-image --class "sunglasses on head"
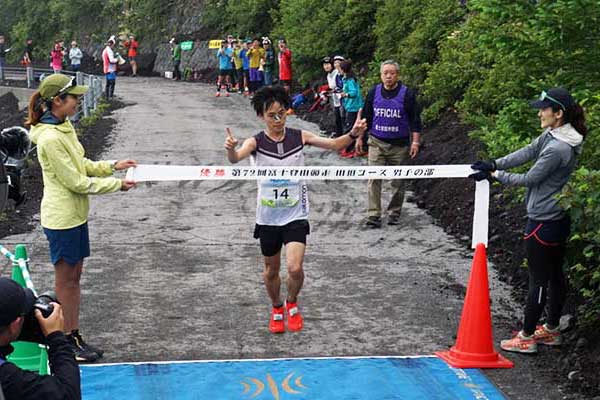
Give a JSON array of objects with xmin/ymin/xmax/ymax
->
[
  {"xmin": 54, "ymin": 76, "xmax": 77, "ymax": 98},
  {"xmin": 539, "ymin": 91, "xmax": 566, "ymax": 111}
]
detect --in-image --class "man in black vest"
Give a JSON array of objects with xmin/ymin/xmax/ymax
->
[
  {"xmin": 357, "ymin": 60, "xmax": 422, "ymax": 228},
  {"xmin": 0, "ymin": 278, "xmax": 80, "ymax": 400}
]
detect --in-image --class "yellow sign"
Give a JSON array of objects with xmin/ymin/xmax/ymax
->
[
  {"xmin": 240, "ymin": 372, "xmax": 307, "ymax": 399},
  {"xmin": 209, "ymin": 39, "xmax": 223, "ymax": 49}
]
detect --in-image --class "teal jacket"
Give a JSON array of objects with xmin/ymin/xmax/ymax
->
[{"xmin": 342, "ymin": 76, "xmax": 364, "ymax": 112}]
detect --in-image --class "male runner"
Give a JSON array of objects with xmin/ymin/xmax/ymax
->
[{"xmin": 224, "ymin": 86, "xmax": 366, "ymax": 333}]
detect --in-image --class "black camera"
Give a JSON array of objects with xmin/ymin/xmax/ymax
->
[
  {"xmin": 17, "ymin": 292, "xmax": 58, "ymax": 344},
  {"xmin": 0, "ymin": 126, "xmax": 31, "ymax": 212}
]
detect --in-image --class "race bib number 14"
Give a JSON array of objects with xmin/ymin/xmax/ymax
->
[{"xmin": 260, "ymin": 180, "xmax": 301, "ymax": 208}]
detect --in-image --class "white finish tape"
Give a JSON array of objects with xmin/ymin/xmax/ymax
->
[
  {"xmin": 126, "ymin": 164, "xmax": 487, "ymax": 248},
  {"xmin": 126, "ymin": 164, "xmax": 474, "ymax": 181}
]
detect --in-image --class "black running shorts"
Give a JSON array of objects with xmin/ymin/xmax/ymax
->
[{"xmin": 254, "ymin": 219, "xmax": 310, "ymax": 257}]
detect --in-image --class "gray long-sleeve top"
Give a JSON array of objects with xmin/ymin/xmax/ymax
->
[{"xmin": 494, "ymin": 123, "xmax": 583, "ymax": 221}]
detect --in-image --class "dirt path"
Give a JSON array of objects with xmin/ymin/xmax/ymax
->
[{"xmin": 1, "ymin": 77, "xmax": 577, "ymax": 399}]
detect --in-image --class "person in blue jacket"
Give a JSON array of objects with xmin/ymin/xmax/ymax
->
[{"xmin": 339, "ymin": 60, "xmax": 364, "ymax": 157}]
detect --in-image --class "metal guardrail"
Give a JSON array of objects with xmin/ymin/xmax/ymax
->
[{"xmin": 0, "ymin": 65, "xmax": 104, "ymax": 121}]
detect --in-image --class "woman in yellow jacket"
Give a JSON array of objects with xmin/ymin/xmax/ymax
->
[{"xmin": 26, "ymin": 73, "xmax": 136, "ymax": 362}]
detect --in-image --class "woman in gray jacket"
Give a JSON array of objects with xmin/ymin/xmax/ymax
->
[{"xmin": 470, "ymin": 87, "xmax": 587, "ymax": 354}]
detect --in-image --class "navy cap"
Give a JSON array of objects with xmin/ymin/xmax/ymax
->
[
  {"xmin": 530, "ymin": 87, "xmax": 574, "ymax": 111},
  {"xmin": 0, "ymin": 278, "xmax": 35, "ymax": 327}
]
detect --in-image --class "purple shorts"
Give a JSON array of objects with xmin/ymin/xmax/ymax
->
[{"xmin": 249, "ymin": 68, "xmax": 263, "ymax": 82}]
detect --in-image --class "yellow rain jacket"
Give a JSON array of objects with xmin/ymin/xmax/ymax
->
[{"xmin": 29, "ymin": 115, "xmax": 122, "ymax": 230}]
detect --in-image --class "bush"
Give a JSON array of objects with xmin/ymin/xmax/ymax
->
[
  {"xmin": 370, "ymin": 0, "xmax": 466, "ymax": 90},
  {"xmin": 561, "ymin": 168, "xmax": 600, "ymax": 329},
  {"xmin": 421, "ymin": 0, "xmax": 600, "ymax": 329}
]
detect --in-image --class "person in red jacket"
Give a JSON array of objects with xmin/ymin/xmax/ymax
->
[
  {"xmin": 277, "ymin": 39, "xmax": 292, "ymax": 95},
  {"xmin": 123, "ymin": 35, "xmax": 139, "ymax": 77}
]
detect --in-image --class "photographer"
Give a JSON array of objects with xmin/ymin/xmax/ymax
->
[{"xmin": 0, "ymin": 278, "xmax": 80, "ymax": 400}]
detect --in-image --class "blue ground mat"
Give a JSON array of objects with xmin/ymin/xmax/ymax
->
[{"xmin": 80, "ymin": 356, "xmax": 507, "ymax": 400}]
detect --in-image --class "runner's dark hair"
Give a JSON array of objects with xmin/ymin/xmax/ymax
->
[{"xmin": 251, "ymin": 85, "xmax": 291, "ymax": 116}]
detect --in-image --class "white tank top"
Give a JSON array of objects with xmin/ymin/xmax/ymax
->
[{"xmin": 251, "ymin": 128, "xmax": 309, "ymax": 226}]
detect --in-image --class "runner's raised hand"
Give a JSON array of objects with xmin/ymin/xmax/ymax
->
[
  {"xmin": 224, "ymin": 127, "xmax": 239, "ymax": 151},
  {"xmin": 353, "ymin": 108, "xmax": 367, "ymax": 135}
]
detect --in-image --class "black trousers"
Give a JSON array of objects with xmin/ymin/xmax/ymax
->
[
  {"xmin": 333, "ymin": 106, "xmax": 344, "ymax": 137},
  {"xmin": 173, "ymin": 60, "xmax": 181, "ymax": 80},
  {"xmin": 343, "ymin": 111, "xmax": 358, "ymax": 152},
  {"xmin": 522, "ymin": 217, "xmax": 570, "ymax": 335},
  {"xmin": 105, "ymin": 79, "xmax": 116, "ymax": 99}
]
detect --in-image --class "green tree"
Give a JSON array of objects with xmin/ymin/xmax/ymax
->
[
  {"xmin": 272, "ymin": 0, "xmax": 380, "ymax": 83},
  {"xmin": 367, "ymin": 0, "xmax": 465, "ymax": 91}
]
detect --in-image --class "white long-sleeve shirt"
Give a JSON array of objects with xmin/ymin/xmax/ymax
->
[{"xmin": 102, "ymin": 46, "xmax": 117, "ymax": 74}]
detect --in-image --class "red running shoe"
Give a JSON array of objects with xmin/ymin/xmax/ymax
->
[
  {"xmin": 340, "ymin": 150, "xmax": 355, "ymax": 159},
  {"xmin": 285, "ymin": 301, "xmax": 303, "ymax": 332},
  {"xmin": 215, "ymin": 92, "xmax": 221, "ymax": 97},
  {"xmin": 269, "ymin": 306, "xmax": 285, "ymax": 334}
]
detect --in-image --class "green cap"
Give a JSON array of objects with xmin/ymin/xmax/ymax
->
[{"xmin": 39, "ymin": 74, "xmax": 88, "ymax": 101}]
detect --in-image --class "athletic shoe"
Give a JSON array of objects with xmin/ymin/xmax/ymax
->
[
  {"xmin": 215, "ymin": 92, "xmax": 221, "ymax": 97},
  {"xmin": 500, "ymin": 331, "xmax": 537, "ymax": 354},
  {"xmin": 364, "ymin": 216, "xmax": 382, "ymax": 229},
  {"xmin": 533, "ymin": 324, "xmax": 562, "ymax": 346},
  {"xmin": 340, "ymin": 150, "xmax": 355, "ymax": 159},
  {"xmin": 67, "ymin": 334, "xmax": 100, "ymax": 362},
  {"xmin": 72, "ymin": 330, "xmax": 104, "ymax": 358},
  {"xmin": 269, "ymin": 306, "xmax": 285, "ymax": 334},
  {"xmin": 285, "ymin": 301, "xmax": 303, "ymax": 332},
  {"xmin": 225, "ymin": 92, "xmax": 230, "ymax": 97},
  {"xmin": 388, "ymin": 214, "xmax": 401, "ymax": 225}
]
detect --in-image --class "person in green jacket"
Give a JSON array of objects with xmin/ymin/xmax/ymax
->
[
  {"xmin": 170, "ymin": 37, "xmax": 182, "ymax": 81},
  {"xmin": 25, "ymin": 73, "xmax": 137, "ymax": 362},
  {"xmin": 339, "ymin": 60, "xmax": 364, "ymax": 157}
]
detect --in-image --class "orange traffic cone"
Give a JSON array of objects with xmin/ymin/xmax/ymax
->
[{"xmin": 436, "ymin": 243, "xmax": 514, "ymax": 368}]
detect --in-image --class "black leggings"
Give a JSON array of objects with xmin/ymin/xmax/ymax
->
[{"xmin": 522, "ymin": 217, "xmax": 570, "ymax": 335}]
